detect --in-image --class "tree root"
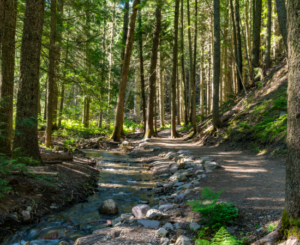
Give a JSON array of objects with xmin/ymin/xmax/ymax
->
[{"xmin": 251, "ymin": 221, "xmax": 282, "ymax": 245}]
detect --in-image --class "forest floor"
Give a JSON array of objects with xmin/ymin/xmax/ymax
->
[{"xmin": 72, "ymin": 126, "xmax": 285, "ymax": 245}]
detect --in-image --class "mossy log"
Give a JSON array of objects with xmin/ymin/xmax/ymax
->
[{"xmin": 40, "ymin": 151, "xmax": 73, "ymax": 161}]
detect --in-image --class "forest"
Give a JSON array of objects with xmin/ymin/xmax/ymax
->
[{"xmin": 0, "ymin": 0, "xmax": 300, "ymax": 244}]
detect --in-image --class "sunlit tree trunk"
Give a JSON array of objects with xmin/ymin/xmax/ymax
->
[
  {"xmin": 171, "ymin": 0, "xmax": 180, "ymax": 138},
  {"xmin": 0, "ymin": 0, "xmax": 16, "ymax": 154},
  {"xmin": 107, "ymin": 2, "xmax": 116, "ymax": 130},
  {"xmin": 180, "ymin": 0, "xmax": 188, "ymax": 125},
  {"xmin": 285, "ymin": 0, "xmax": 300, "ymax": 221},
  {"xmin": 135, "ymin": 71, "xmax": 141, "ymax": 123},
  {"xmin": 13, "ymin": 0, "xmax": 45, "ymax": 162},
  {"xmin": 235, "ymin": 0, "xmax": 243, "ymax": 92},
  {"xmin": 45, "ymin": 0, "xmax": 57, "ymax": 148},
  {"xmin": 111, "ymin": 0, "xmax": 139, "ymax": 141},
  {"xmin": 208, "ymin": 43, "xmax": 211, "ymax": 114},
  {"xmin": 187, "ymin": 0, "xmax": 193, "ymax": 121},
  {"xmin": 177, "ymin": 65, "xmax": 180, "ymax": 125},
  {"xmin": 145, "ymin": 2, "xmax": 161, "ymax": 138},
  {"xmin": 191, "ymin": 0, "xmax": 197, "ymax": 133},
  {"xmin": 158, "ymin": 51, "xmax": 165, "ymax": 127},
  {"xmin": 138, "ymin": 9, "xmax": 146, "ymax": 132}
]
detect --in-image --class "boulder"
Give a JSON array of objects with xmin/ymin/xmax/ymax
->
[
  {"xmin": 146, "ymin": 209, "xmax": 170, "ymax": 220},
  {"xmin": 22, "ymin": 210, "xmax": 31, "ymax": 221},
  {"xmin": 137, "ymin": 219, "xmax": 160, "ymax": 229},
  {"xmin": 201, "ymin": 157, "xmax": 214, "ymax": 162},
  {"xmin": 175, "ymin": 235, "xmax": 192, "ymax": 245},
  {"xmin": 174, "ymin": 182, "xmax": 184, "ymax": 187},
  {"xmin": 112, "ymin": 217, "xmax": 121, "ymax": 226},
  {"xmin": 174, "ymin": 193, "xmax": 186, "ymax": 204},
  {"xmin": 178, "ymin": 173, "xmax": 188, "ymax": 182},
  {"xmin": 163, "ymin": 222, "xmax": 174, "ymax": 231},
  {"xmin": 59, "ymin": 242, "xmax": 70, "ymax": 245},
  {"xmin": 157, "ymin": 228, "xmax": 168, "ymax": 237},
  {"xmin": 204, "ymin": 161, "xmax": 220, "ymax": 170},
  {"xmin": 170, "ymin": 163, "xmax": 179, "ymax": 174},
  {"xmin": 159, "ymin": 204, "xmax": 174, "ymax": 212},
  {"xmin": 190, "ymin": 222, "xmax": 200, "ymax": 231},
  {"xmin": 98, "ymin": 199, "xmax": 118, "ymax": 215},
  {"xmin": 132, "ymin": 204, "xmax": 150, "ymax": 218}
]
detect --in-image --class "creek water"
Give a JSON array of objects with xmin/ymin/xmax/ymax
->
[{"xmin": 4, "ymin": 149, "xmax": 158, "ymax": 245}]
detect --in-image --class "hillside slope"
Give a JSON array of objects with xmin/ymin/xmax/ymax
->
[{"xmin": 194, "ymin": 59, "xmax": 288, "ymax": 157}]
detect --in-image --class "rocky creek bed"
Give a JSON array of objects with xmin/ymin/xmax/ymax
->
[{"xmin": 2, "ymin": 137, "xmax": 284, "ymax": 245}]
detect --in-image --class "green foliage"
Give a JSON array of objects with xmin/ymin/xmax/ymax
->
[
  {"xmin": 30, "ymin": 174, "xmax": 58, "ymax": 187},
  {"xmin": 196, "ymin": 227, "xmax": 241, "ymax": 245},
  {"xmin": 263, "ymin": 223, "xmax": 277, "ymax": 232},
  {"xmin": 187, "ymin": 188, "xmax": 239, "ymax": 229},
  {"xmin": 123, "ymin": 120, "xmax": 143, "ymax": 133}
]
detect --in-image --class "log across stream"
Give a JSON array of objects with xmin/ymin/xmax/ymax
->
[{"xmin": 3, "ymin": 149, "xmax": 159, "ymax": 245}]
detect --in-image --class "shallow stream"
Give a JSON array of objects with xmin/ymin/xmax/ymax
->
[{"xmin": 4, "ymin": 149, "xmax": 157, "ymax": 245}]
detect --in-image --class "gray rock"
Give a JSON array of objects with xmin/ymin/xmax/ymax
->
[
  {"xmin": 206, "ymin": 170, "xmax": 213, "ymax": 173},
  {"xmin": 175, "ymin": 235, "xmax": 192, "ymax": 245},
  {"xmin": 155, "ymin": 187, "xmax": 163, "ymax": 193},
  {"xmin": 202, "ymin": 174, "xmax": 207, "ymax": 178},
  {"xmin": 177, "ymin": 174, "xmax": 188, "ymax": 182},
  {"xmin": 22, "ymin": 210, "xmax": 31, "ymax": 221},
  {"xmin": 153, "ymin": 147, "xmax": 162, "ymax": 151},
  {"xmin": 98, "ymin": 199, "xmax": 118, "ymax": 215},
  {"xmin": 137, "ymin": 219, "xmax": 160, "ymax": 229},
  {"xmin": 162, "ymin": 222, "xmax": 174, "ymax": 231},
  {"xmin": 195, "ymin": 169, "xmax": 205, "ymax": 175},
  {"xmin": 146, "ymin": 209, "xmax": 170, "ymax": 220},
  {"xmin": 121, "ymin": 213, "xmax": 132, "ymax": 221},
  {"xmin": 204, "ymin": 161, "xmax": 220, "ymax": 170},
  {"xmin": 181, "ymin": 183, "xmax": 191, "ymax": 190},
  {"xmin": 159, "ymin": 204, "xmax": 174, "ymax": 211},
  {"xmin": 201, "ymin": 157, "xmax": 214, "ymax": 162},
  {"xmin": 132, "ymin": 204, "xmax": 151, "ymax": 218},
  {"xmin": 157, "ymin": 227, "xmax": 168, "ymax": 237},
  {"xmin": 112, "ymin": 217, "xmax": 121, "ymax": 226},
  {"xmin": 160, "ymin": 237, "xmax": 170, "ymax": 245},
  {"xmin": 163, "ymin": 183, "xmax": 173, "ymax": 188},
  {"xmin": 178, "ymin": 150, "xmax": 192, "ymax": 155},
  {"xmin": 174, "ymin": 182, "xmax": 184, "ymax": 187},
  {"xmin": 189, "ymin": 222, "xmax": 200, "ymax": 231},
  {"xmin": 174, "ymin": 193, "xmax": 186, "ymax": 204},
  {"xmin": 174, "ymin": 222, "xmax": 183, "ymax": 229},
  {"xmin": 59, "ymin": 242, "xmax": 70, "ymax": 245},
  {"xmin": 170, "ymin": 163, "xmax": 179, "ymax": 174}
]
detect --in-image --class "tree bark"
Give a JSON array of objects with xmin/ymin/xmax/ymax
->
[
  {"xmin": 187, "ymin": 0, "xmax": 193, "ymax": 122},
  {"xmin": 234, "ymin": 0, "xmax": 243, "ymax": 92},
  {"xmin": 244, "ymin": 0, "xmax": 252, "ymax": 72},
  {"xmin": 158, "ymin": 51, "xmax": 165, "ymax": 127},
  {"xmin": 285, "ymin": 0, "xmax": 300, "ymax": 221},
  {"xmin": 106, "ymin": 2, "xmax": 116, "ymax": 130},
  {"xmin": 251, "ymin": 0, "xmax": 262, "ymax": 68},
  {"xmin": 265, "ymin": 0, "xmax": 272, "ymax": 69},
  {"xmin": 13, "ymin": 0, "xmax": 45, "ymax": 162},
  {"xmin": 145, "ymin": 2, "xmax": 161, "ymax": 138},
  {"xmin": 275, "ymin": 0, "xmax": 287, "ymax": 51},
  {"xmin": 191, "ymin": 0, "xmax": 198, "ymax": 133},
  {"xmin": 213, "ymin": 0, "xmax": 221, "ymax": 129},
  {"xmin": 138, "ymin": 9, "xmax": 146, "ymax": 132},
  {"xmin": 58, "ymin": 83, "xmax": 64, "ymax": 128},
  {"xmin": 135, "ymin": 71, "xmax": 141, "ymax": 123},
  {"xmin": 121, "ymin": 0, "xmax": 130, "ymax": 63},
  {"xmin": 45, "ymin": 0, "xmax": 57, "ymax": 148},
  {"xmin": 0, "ymin": 0, "xmax": 16, "ymax": 155},
  {"xmin": 0, "ymin": 0, "xmax": 4, "ymax": 51},
  {"xmin": 180, "ymin": 0, "xmax": 188, "ymax": 125},
  {"xmin": 208, "ymin": 43, "xmax": 211, "ymax": 114},
  {"xmin": 111, "ymin": 0, "xmax": 139, "ymax": 141},
  {"xmin": 200, "ymin": 41, "xmax": 205, "ymax": 116},
  {"xmin": 171, "ymin": 0, "xmax": 180, "ymax": 138}
]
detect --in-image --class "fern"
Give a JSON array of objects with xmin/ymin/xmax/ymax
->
[{"xmin": 196, "ymin": 227, "xmax": 241, "ymax": 245}]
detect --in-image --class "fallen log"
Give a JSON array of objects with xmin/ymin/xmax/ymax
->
[
  {"xmin": 41, "ymin": 151, "xmax": 73, "ymax": 161},
  {"xmin": 11, "ymin": 171, "xmax": 58, "ymax": 176},
  {"xmin": 251, "ymin": 221, "xmax": 282, "ymax": 245},
  {"xmin": 43, "ymin": 160, "xmax": 63, "ymax": 164}
]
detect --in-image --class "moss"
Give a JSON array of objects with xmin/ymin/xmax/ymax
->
[
  {"xmin": 288, "ymin": 226, "xmax": 300, "ymax": 241},
  {"xmin": 280, "ymin": 209, "xmax": 290, "ymax": 238}
]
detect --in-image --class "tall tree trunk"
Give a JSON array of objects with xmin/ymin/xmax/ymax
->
[
  {"xmin": 208, "ymin": 43, "xmax": 211, "ymax": 114},
  {"xmin": 224, "ymin": 9, "xmax": 229, "ymax": 101},
  {"xmin": 177, "ymin": 65, "xmax": 180, "ymax": 125},
  {"xmin": 58, "ymin": 83, "xmax": 64, "ymax": 128},
  {"xmin": 160, "ymin": 52, "xmax": 165, "ymax": 127},
  {"xmin": 213, "ymin": 0, "xmax": 221, "ymax": 129},
  {"xmin": 285, "ymin": 0, "xmax": 300, "ymax": 222},
  {"xmin": 235, "ymin": 0, "xmax": 243, "ymax": 92},
  {"xmin": 244, "ymin": 0, "xmax": 252, "ymax": 72},
  {"xmin": 191, "ymin": 0, "xmax": 198, "ymax": 133},
  {"xmin": 0, "ymin": 0, "xmax": 4, "ymax": 87},
  {"xmin": 138, "ymin": 9, "xmax": 146, "ymax": 132},
  {"xmin": 275, "ymin": 0, "xmax": 287, "ymax": 51},
  {"xmin": 121, "ymin": 0, "xmax": 129, "ymax": 63},
  {"xmin": 171, "ymin": 0, "xmax": 180, "ymax": 138},
  {"xmin": 229, "ymin": 0, "xmax": 238, "ymax": 88},
  {"xmin": 107, "ymin": 2, "xmax": 116, "ymax": 130},
  {"xmin": 13, "ymin": 0, "xmax": 45, "ymax": 162},
  {"xmin": 187, "ymin": 0, "xmax": 193, "ymax": 122},
  {"xmin": 265, "ymin": 0, "xmax": 272, "ymax": 69},
  {"xmin": 0, "ymin": 0, "xmax": 16, "ymax": 154},
  {"xmin": 45, "ymin": 0, "xmax": 57, "ymax": 148},
  {"xmin": 145, "ymin": 2, "xmax": 161, "ymax": 138},
  {"xmin": 111, "ymin": 0, "xmax": 139, "ymax": 141},
  {"xmin": 158, "ymin": 51, "xmax": 164, "ymax": 127},
  {"xmin": 200, "ymin": 41, "xmax": 205, "ymax": 116},
  {"xmin": 135, "ymin": 71, "xmax": 141, "ymax": 123},
  {"xmin": 180, "ymin": 0, "xmax": 188, "ymax": 125},
  {"xmin": 251, "ymin": 0, "xmax": 262, "ymax": 68}
]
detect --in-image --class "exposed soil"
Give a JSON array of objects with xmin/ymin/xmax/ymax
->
[{"xmin": 0, "ymin": 150, "xmax": 100, "ymax": 242}]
